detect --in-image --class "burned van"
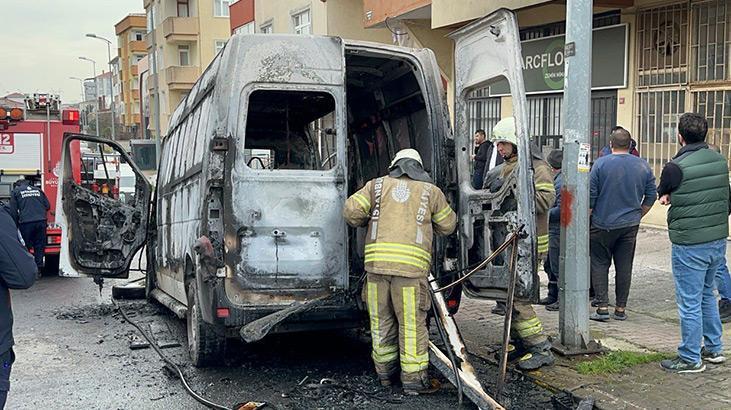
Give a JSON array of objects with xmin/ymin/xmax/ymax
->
[{"xmin": 57, "ymin": 9, "xmax": 538, "ymax": 367}]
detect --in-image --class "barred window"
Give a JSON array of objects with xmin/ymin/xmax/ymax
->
[
  {"xmin": 694, "ymin": 90, "xmax": 731, "ymax": 165},
  {"xmin": 636, "ymin": 3, "xmax": 689, "ymax": 87},
  {"xmin": 691, "ymin": 0, "xmax": 731, "ymax": 82},
  {"xmin": 466, "ymin": 87, "xmax": 501, "ymax": 141},
  {"xmin": 636, "ymin": 90, "xmax": 685, "ymax": 176}
]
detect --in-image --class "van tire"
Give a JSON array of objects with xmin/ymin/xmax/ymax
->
[{"xmin": 186, "ymin": 280, "xmax": 226, "ymax": 367}]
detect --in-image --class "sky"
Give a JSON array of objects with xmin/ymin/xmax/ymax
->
[{"xmin": 1, "ymin": 0, "xmax": 144, "ymax": 104}]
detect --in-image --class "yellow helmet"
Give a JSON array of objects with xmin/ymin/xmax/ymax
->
[
  {"xmin": 491, "ymin": 117, "xmax": 518, "ymax": 146},
  {"xmin": 390, "ymin": 148, "xmax": 423, "ymax": 168}
]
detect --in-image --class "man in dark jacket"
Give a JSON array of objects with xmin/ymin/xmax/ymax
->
[
  {"xmin": 597, "ymin": 126, "xmax": 639, "ymax": 158},
  {"xmin": 472, "ymin": 129, "xmax": 503, "ymax": 189},
  {"xmin": 658, "ymin": 113, "xmax": 730, "ymax": 373},
  {"xmin": 0, "ymin": 205, "xmax": 37, "ymax": 408},
  {"xmin": 542, "ymin": 149, "xmax": 563, "ymax": 311},
  {"xmin": 8, "ymin": 177, "xmax": 50, "ymax": 271}
]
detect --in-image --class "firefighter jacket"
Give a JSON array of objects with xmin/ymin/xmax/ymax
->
[
  {"xmin": 8, "ymin": 181, "xmax": 50, "ymax": 225},
  {"xmin": 343, "ymin": 176, "xmax": 457, "ymax": 278},
  {"xmin": 499, "ymin": 155, "xmax": 555, "ymax": 255}
]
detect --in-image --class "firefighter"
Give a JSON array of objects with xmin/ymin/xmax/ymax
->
[
  {"xmin": 343, "ymin": 149, "xmax": 457, "ymax": 394},
  {"xmin": 8, "ymin": 176, "xmax": 50, "ymax": 273},
  {"xmin": 487, "ymin": 117, "xmax": 556, "ymax": 371}
]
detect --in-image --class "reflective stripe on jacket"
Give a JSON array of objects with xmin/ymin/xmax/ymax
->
[
  {"xmin": 500, "ymin": 156, "xmax": 555, "ymax": 255},
  {"xmin": 343, "ymin": 176, "xmax": 457, "ymax": 278}
]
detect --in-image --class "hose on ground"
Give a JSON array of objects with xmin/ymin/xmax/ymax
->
[{"xmin": 111, "ymin": 298, "xmax": 233, "ymax": 410}]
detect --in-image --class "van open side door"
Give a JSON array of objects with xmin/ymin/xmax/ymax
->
[
  {"xmin": 450, "ymin": 9, "xmax": 539, "ymax": 301},
  {"xmin": 57, "ymin": 133, "xmax": 151, "ymax": 279}
]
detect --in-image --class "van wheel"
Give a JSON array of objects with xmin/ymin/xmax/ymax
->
[{"xmin": 186, "ymin": 281, "xmax": 226, "ymax": 367}]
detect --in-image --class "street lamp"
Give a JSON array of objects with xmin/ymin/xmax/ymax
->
[
  {"xmin": 69, "ymin": 76, "xmax": 86, "ymax": 130},
  {"xmin": 86, "ymin": 33, "xmax": 116, "ymax": 140},
  {"xmin": 79, "ymin": 56, "xmax": 99, "ymax": 137}
]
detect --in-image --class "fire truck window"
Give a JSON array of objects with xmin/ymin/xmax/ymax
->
[{"xmin": 243, "ymin": 90, "xmax": 337, "ymax": 171}]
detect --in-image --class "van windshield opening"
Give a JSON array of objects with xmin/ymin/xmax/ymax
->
[{"xmin": 244, "ymin": 90, "xmax": 337, "ymax": 171}]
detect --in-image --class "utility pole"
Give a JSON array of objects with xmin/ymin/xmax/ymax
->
[
  {"xmin": 79, "ymin": 56, "xmax": 99, "ymax": 138},
  {"xmin": 86, "ymin": 34, "xmax": 116, "ymax": 141},
  {"xmin": 557, "ymin": 0, "xmax": 598, "ymax": 353}
]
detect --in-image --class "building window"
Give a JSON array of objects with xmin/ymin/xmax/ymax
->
[
  {"xmin": 466, "ymin": 87, "xmax": 501, "ymax": 144},
  {"xmin": 178, "ymin": 45, "xmax": 190, "ymax": 66},
  {"xmin": 636, "ymin": 3, "xmax": 689, "ymax": 87},
  {"xmin": 215, "ymin": 40, "xmax": 226, "ymax": 55},
  {"xmin": 235, "ymin": 21, "xmax": 255, "ymax": 35},
  {"xmin": 292, "ymin": 9, "xmax": 311, "ymax": 35},
  {"xmin": 636, "ymin": 90, "xmax": 685, "ymax": 176},
  {"xmin": 214, "ymin": 0, "xmax": 230, "ymax": 17},
  {"xmin": 691, "ymin": 0, "xmax": 731, "ymax": 82},
  {"xmin": 694, "ymin": 90, "xmax": 731, "ymax": 165},
  {"xmin": 177, "ymin": 0, "xmax": 189, "ymax": 17},
  {"xmin": 131, "ymin": 30, "xmax": 145, "ymax": 42},
  {"xmin": 260, "ymin": 22, "xmax": 272, "ymax": 34},
  {"xmin": 133, "ymin": 54, "xmax": 145, "ymax": 64}
]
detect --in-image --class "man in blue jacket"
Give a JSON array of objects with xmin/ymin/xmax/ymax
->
[
  {"xmin": 589, "ymin": 128, "xmax": 657, "ymax": 322},
  {"xmin": 0, "ymin": 204, "xmax": 37, "ymax": 409}
]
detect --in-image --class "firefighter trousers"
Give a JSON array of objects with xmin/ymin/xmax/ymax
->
[
  {"xmin": 511, "ymin": 299, "xmax": 548, "ymax": 348},
  {"xmin": 363, "ymin": 273, "xmax": 431, "ymax": 385}
]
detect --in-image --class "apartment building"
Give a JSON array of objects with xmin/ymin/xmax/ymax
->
[
  {"xmin": 254, "ymin": 0, "xmax": 392, "ymax": 42},
  {"xmin": 115, "ymin": 14, "xmax": 147, "ymax": 137},
  {"xmin": 143, "ymin": 0, "xmax": 231, "ymax": 137},
  {"xmin": 361, "ymin": 0, "xmax": 731, "ymax": 176},
  {"xmin": 230, "ymin": 0, "xmax": 255, "ymax": 34}
]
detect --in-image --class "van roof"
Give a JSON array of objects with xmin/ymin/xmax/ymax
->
[{"xmin": 165, "ymin": 34, "xmax": 429, "ymax": 140}]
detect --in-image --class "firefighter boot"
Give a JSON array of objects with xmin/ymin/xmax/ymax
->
[
  {"xmin": 494, "ymin": 339, "xmax": 527, "ymax": 362},
  {"xmin": 402, "ymin": 372, "xmax": 440, "ymax": 395},
  {"xmin": 517, "ymin": 341, "xmax": 555, "ymax": 371}
]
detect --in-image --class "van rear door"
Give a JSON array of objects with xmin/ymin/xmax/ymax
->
[
  {"xmin": 450, "ymin": 9, "xmax": 539, "ymax": 301},
  {"xmin": 226, "ymin": 35, "xmax": 348, "ymax": 297}
]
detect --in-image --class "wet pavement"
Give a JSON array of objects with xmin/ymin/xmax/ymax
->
[{"xmin": 7, "ymin": 274, "xmax": 555, "ymax": 409}]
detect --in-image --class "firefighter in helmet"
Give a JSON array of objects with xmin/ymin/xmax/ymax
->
[
  {"xmin": 487, "ymin": 117, "xmax": 556, "ymax": 370},
  {"xmin": 343, "ymin": 149, "xmax": 457, "ymax": 394}
]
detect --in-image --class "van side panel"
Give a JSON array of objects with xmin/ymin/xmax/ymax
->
[{"xmin": 156, "ymin": 92, "xmax": 216, "ymax": 305}]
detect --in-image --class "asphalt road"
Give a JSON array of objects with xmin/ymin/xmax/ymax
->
[{"xmin": 5, "ymin": 274, "xmax": 554, "ymax": 409}]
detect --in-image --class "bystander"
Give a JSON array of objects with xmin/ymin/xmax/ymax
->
[
  {"xmin": 542, "ymin": 149, "xmax": 563, "ymax": 311},
  {"xmin": 658, "ymin": 113, "xmax": 729, "ymax": 373},
  {"xmin": 589, "ymin": 129, "xmax": 657, "ymax": 321}
]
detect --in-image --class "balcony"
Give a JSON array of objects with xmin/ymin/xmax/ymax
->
[
  {"xmin": 130, "ymin": 40, "xmax": 146, "ymax": 53},
  {"xmin": 162, "ymin": 16, "xmax": 199, "ymax": 42},
  {"xmin": 164, "ymin": 66, "xmax": 199, "ymax": 90},
  {"xmin": 144, "ymin": 30, "xmax": 154, "ymax": 50}
]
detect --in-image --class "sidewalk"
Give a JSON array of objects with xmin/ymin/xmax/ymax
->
[{"xmin": 454, "ymin": 227, "xmax": 731, "ymax": 409}]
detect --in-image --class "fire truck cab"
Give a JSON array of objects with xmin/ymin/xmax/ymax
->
[{"xmin": 0, "ymin": 93, "xmax": 81, "ymax": 272}]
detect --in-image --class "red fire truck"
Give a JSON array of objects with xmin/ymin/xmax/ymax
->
[{"xmin": 0, "ymin": 94, "xmax": 81, "ymax": 272}]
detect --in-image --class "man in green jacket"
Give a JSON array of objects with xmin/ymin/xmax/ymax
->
[{"xmin": 657, "ymin": 113, "xmax": 731, "ymax": 373}]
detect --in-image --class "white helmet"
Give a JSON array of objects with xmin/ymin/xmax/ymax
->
[
  {"xmin": 390, "ymin": 148, "xmax": 423, "ymax": 168},
  {"xmin": 491, "ymin": 117, "xmax": 519, "ymax": 146}
]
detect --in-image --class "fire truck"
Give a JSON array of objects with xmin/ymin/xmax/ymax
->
[{"xmin": 0, "ymin": 94, "xmax": 81, "ymax": 272}]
